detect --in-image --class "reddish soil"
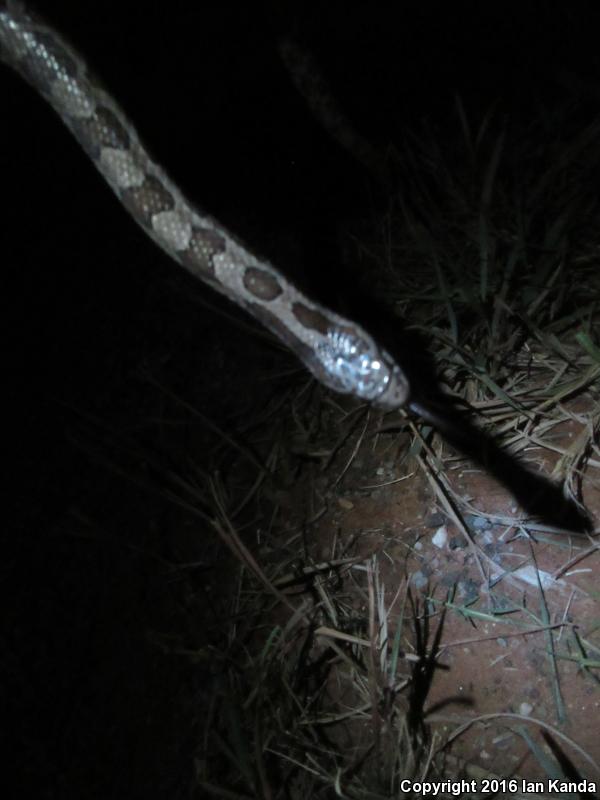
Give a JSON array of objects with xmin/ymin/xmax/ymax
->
[{"xmin": 306, "ymin": 399, "xmax": 600, "ymax": 781}]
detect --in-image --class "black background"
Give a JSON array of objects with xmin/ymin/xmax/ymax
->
[
  {"xmin": 4, "ymin": 2, "xmax": 600, "ymax": 514},
  {"xmin": 3, "ymin": 3, "xmax": 600, "ymax": 796}
]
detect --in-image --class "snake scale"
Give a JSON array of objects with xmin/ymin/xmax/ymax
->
[{"xmin": 0, "ymin": 1, "xmax": 412, "ymax": 411}]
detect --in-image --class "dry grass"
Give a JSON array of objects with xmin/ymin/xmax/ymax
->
[
  {"xmin": 24, "ymin": 99, "xmax": 599, "ymax": 797},
  {"xmin": 179, "ymin": 101, "xmax": 599, "ymax": 796}
]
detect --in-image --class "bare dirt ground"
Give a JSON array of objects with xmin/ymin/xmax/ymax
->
[{"xmin": 299, "ymin": 396, "xmax": 600, "ymax": 783}]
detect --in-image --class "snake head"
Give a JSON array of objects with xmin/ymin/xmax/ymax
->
[{"xmin": 316, "ymin": 329, "xmax": 409, "ymax": 409}]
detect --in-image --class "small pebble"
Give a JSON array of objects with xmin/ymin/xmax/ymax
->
[
  {"xmin": 411, "ymin": 571, "xmax": 428, "ymax": 589},
  {"xmin": 432, "ymin": 526, "xmax": 448, "ymax": 548},
  {"xmin": 337, "ymin": 498, "xmax": 354, "ymax": 510}
]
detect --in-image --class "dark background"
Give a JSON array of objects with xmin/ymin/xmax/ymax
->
[
  {"xmin": 4, "ymin": 1, "xmax": 600, "ymax": 528},
  {"xmin": 3, "ymin": 2, "xmax": 600, "ymax": 796}
]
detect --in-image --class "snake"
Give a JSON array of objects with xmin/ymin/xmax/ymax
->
[{"xmin": 0, "ymin": 1, "xmax": 412, "ymax": 412}]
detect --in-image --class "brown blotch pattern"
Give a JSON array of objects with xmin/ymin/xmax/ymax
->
[
  {"xmin": 243, "ymin": 267, "xmax": 283, "ymax": 301},
  {"xmin": 248, "ymin": 302, "xmax": 320, "ymax": 368},
  {"xmin": 178, "ymin": 227, "xmax": 226, "ymax": 276},
  {"xmin": 121, "ymin": 174, "xmax": 174, "ymax": 226},
  {"xmin": 70, "ymin": 105, "xmax": 130, "ymax": 160},
  {"xmin": 292, "ymin": 302, "xmax": 330, "ymax": 334},
  {"xmin": 1, "ymin": 13, "xmax": 357, "ymax": 395}
]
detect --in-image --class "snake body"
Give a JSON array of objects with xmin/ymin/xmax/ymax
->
[{"xmin": 0, "ymin": 2, "xmax": 410, "ymax": 409}]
